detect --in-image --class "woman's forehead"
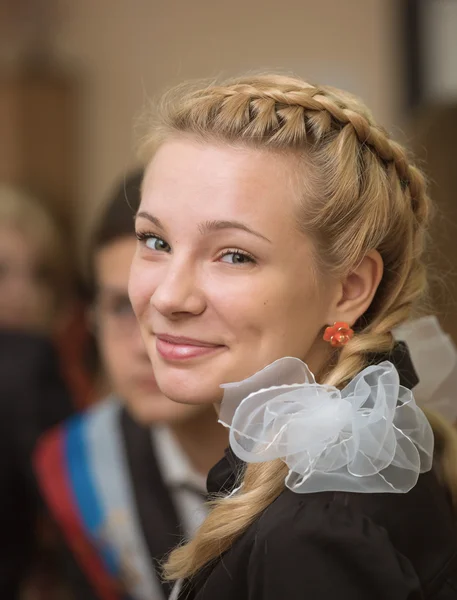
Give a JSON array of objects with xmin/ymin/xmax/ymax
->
[{"xmin": 141, "ymin": 139, "xmax": 304, "ymax": 229}]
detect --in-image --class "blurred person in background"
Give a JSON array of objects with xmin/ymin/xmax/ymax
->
[
  {"xmin": 35, "ymin": 170, "xmax": 228, "ymax": 600},
  {"xmin": 0, "ymin": 184, "xmax": 71, "ymax": 334},
  {"xmin": 0, "ymin": 330, "xmax": 74, "ymax": 599},
  {"xmin": 0, "ymin": 183, "xmax": 95, "ymax": 407},
  {"xmin": 0, "ymin": 184, "xmax": 81, "ymax": 598}
]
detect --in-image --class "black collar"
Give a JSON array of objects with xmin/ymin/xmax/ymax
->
[
  {"xmin": 366, "ymin": 340, "xmax": 418, "ymax": 389},
  {"xmin": 206, "ymin": 341, "xmax": 419, "ymax": 496}
]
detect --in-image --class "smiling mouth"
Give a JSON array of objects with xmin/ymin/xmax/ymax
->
[{"xmin": 155, "ymin": 334, "xmax": 225, "ymax": 361}]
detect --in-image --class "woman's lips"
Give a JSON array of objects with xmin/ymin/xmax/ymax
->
[{"xmin": 155, "ymin": 334, "xmax": 224, "ymax": 361}]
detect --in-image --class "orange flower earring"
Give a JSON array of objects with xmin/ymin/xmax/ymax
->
[{"xmin": 323, "ymin": 322, "xmax": 354, "ymax": 348}]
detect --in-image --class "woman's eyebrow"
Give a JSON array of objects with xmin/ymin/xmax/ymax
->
[
  {"xmin": 135, "ymin": 212, "xmax": 272, "ymax": 244},
  {"xmin": 135, "ymin": 211, "xmax": 165, "ymax": 231},
  {"xmin": 199, "ymin": 220, "xmax": 272, "ymax": 243}
]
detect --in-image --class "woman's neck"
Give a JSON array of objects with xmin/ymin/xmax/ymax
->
[
  {"xmin": 167, "ymin": 341, "xmax": 332, "ymax": 476},
  {"xmin": 169, "ymin": 407, "xmax": 228, "ymax": 476}
]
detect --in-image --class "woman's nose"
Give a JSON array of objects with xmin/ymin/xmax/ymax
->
[{"xmin": 149, "ymin": 259, "xmax": 206, "ymax": 319}]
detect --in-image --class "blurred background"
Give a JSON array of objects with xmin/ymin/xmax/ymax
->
[
  {"xmin": 0, "ymin": 0, "xmax": 456, "ymax": 598},
  {"xmin": 1, "ymin": 0, "xmax": 456, "ymax": 284}
]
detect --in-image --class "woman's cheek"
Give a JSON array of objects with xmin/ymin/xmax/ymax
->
[{"xmin": 209, "ymin": 278, "xmax": 268, "ymax": 320}]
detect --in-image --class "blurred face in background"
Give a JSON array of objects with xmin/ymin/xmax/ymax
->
[
  {"xmin": 0, "ymin": 225, "xmax": 57, "ymax": 334},
  {"xmin": 93, "ymin": 235, "xmax": 207, "ymax": 425}
]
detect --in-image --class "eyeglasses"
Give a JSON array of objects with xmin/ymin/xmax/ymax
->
[{"xmin": 92, "ymin": 292, "xmax": 139, "ymax": 337}]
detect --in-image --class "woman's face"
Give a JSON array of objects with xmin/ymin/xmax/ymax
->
[{"xmin": 129, "ymin": 139, "xmax": 340, "ymax": 405}]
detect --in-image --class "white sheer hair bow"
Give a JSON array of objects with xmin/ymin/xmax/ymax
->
[
  {"xmin": 394, "ymin": 315, "xmax": 457, "ymax": 423},
  {"xmin": 219, "ymin": 358, "xmax": 433, "ymax": 494}
]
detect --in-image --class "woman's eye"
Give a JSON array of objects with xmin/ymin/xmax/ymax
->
[
  {"xmin": 136, "ymin": 231, "xmax": 171, "ymax": 253},
  {"xmin": 219, "ymin": 251, "xmax": 254, "ymax": 265},
  {"xmin": 146, "ymin": 236, "xmax": 171, "ymax": 252}
]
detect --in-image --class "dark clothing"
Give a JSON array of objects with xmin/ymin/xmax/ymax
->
[
  {"xmin": 0, "ymin": 330, "xmax": 73, "ymax": 457},
  {"xmin": 178, "ymin": 450, "xmax": 457, "ymax": 600},
  {"xmin": 177, "ymin": 345, "xmax": 457, "ymax": 599},
  {"xmin": 0, "ymin": 330, "xmax": 74, "ymax": 598},
  {"xmin": 121, "ymin": 408, "xmax": 181, "ymax": 599}
]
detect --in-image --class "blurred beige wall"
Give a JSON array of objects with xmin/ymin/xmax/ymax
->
[{"xmin": 53, "ymin": 0, "xmax": 401, "ymax": 248}]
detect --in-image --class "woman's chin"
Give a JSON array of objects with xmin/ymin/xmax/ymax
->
[{"xmin": 155, "ymin": 375, "xmax": 223, "ymax": 407}]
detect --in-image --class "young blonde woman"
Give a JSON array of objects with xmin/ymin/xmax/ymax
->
[{"xmin": 128, "ymin": 75, "xmax": 457, "ymax": 599}]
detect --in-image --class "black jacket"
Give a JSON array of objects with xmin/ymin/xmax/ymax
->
[
  {"xmin": 0, "ymin": 330, "xmax": 74, "ymax": 598},
  {"xmin": 178, "ymin": 450, "xmax": 457, "ymax": 599},
  {"xmin": 177, "ymin": 346, "xmax": 457, "ymax": 600}
]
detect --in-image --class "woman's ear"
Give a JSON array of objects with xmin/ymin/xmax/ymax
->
[{"xmin": 328, "ymin": 250, "xmax": 383, "ymax": 326}]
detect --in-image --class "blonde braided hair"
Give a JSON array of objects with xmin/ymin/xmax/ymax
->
[{"xmin": 141, "ymin": 74, "xmax": 457, "ymax": 580}]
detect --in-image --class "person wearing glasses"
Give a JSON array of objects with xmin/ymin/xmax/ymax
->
[{"xmin": 35, "ymin": 171, "xmax": 227, "ymax": 600}]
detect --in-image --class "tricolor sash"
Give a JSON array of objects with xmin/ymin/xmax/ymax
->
[{"xmin": 35, "ymin": 398, "xmax": 164, "ymax": 600}]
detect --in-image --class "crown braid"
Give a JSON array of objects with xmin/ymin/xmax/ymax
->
[{"xmin": 155, "ymin": 76, "xmax": 430, "ymax": 230}]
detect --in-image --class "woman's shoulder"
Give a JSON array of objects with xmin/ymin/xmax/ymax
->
[
  {"xmin": 248, "ymin": 468, "xmax": 457, "ymax": 596},
  {"xmin": 256, "ymin": 467, "xmax": 454, "ymax": 537},
  {"xmin": 243, "ymin": 485, "xmax": 422, "ymax": 599},
  {"xmin": 253, "ymin": 484, "xmax": 391, "ymax": 560}
]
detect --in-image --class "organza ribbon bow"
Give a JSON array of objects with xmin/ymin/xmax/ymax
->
[
  {"xmin": 219, "ymin": 358, "xmax": 434, "ymax": 494},
  {"xmin": 394, "ymin": 315, "xmax": 457, "ymax": 423}
]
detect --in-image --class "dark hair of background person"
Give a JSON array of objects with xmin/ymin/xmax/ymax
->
[
  {"xmin": 83, "ymin": 169, "xmax": 143, "ymax": 375},
  {"xmin": 85, "ymin": 169, "xmax": 143, "ymax": 299}
]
